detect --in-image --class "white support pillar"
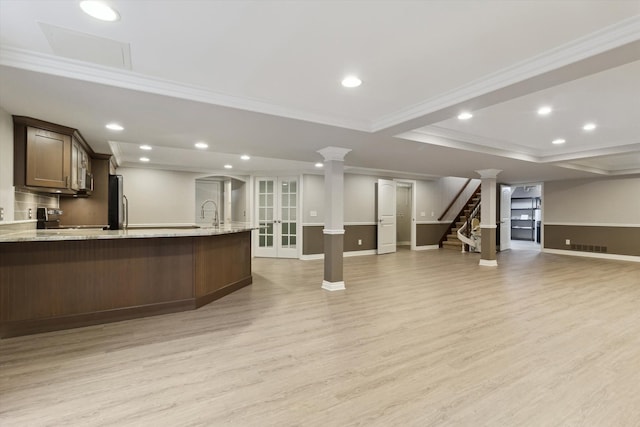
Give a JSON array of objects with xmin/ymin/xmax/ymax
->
[
  {"xmin": 317, "ymin": 146, "xmax": 351, "ymax": 291},
  {"xmin": 476, "ymin": 169, "xmax": 501, "ymax": 267}
]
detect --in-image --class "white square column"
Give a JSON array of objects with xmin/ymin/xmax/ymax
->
[
  {"xmin": 476, "ymin": 169, "xmax": 501, "ymax": 267},
  {"xmin": 317, "ymin": 147, "xmax": 351, "ymax": 291}
]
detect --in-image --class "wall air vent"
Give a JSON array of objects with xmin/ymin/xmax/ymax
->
[
  {"xmin": 39, "ymin": 22, "xmax": 132, "ymax": 70},
  {"xmin": 570, "ymin": 243, "xmax": 607, "ymax": 253}
]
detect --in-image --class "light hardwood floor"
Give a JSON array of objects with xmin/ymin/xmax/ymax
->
[{"xmin": 1, "ymin": 248, "xmax": 640, "ymax": 426}]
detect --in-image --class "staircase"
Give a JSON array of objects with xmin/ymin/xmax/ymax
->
[{"xmin": 440, "ymin": 188, "xmax": 481, "ymax": 251}]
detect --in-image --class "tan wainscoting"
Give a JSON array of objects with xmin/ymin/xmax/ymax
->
[
  {"xmin": 416, "ymin": 222, "xmax": 450, "ymax": 246},
  {"xmin": 303, "ymin": 225, "xmax": 376, "ymax": 255},
  {"xmin": 544, "ymin": 225, "xmax": 640, "ymax": 257}
]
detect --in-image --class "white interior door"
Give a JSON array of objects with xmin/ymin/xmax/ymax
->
[
  {"xmin": 255, "ymin": 177, "xmax": 298, "ymax": 258},
  {"xmin": 500, "ymin": 185, "xmax": 512, "ymax": 251},
  {"xmin": 377, "ymin": 179, "xmax": 397, "ymax": 254}
]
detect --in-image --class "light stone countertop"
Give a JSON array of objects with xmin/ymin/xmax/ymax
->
[{"xmin": 0, "ymin": 224, "xmax": 254, "ymax": 243}]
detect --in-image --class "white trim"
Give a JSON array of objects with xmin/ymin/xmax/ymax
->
[
  {"xmin": 480, "ymin": 224, "xmax": 497, "ymax": 229},
  {"xmin": 543, "ymin": 248, "xmax": 640, "ymax": 263},
  {"xmin": 300, "ymin": 249, "xmax": 377, "ymax": 261},
  {"xmin": 302, "ymin": 222, "xmax": 378, "ymax": 227},
  {"xmin": 372, "ymin": 16, "xmax": 640, "ymax": 131},
  {"xmin": 0, "ymin": 46, "xmax": 371, "ymax": 132},
  {"xmin": 323, "ymin": 229, "xmax": 345, "ymax": 235},
  {"xmin": 415, "ymin": 220, "xmax": 449, "ymax": 225},
  {"xmin": 322, "ymin": 280, "xmax": 346, "ymax": 291},
  {"xmin": 345, "ymin": 249, "xmax": 377, "ymax": 257},
  {"xmin": 414, "ymin": 245, "xmax": 440, "ymax": 251},
  {"xmin": 479, "ymin": 259, "xmax": 498, "ymax": 267},
  {"xmin": 544, "ymin": 222, "xmax": 639, "ymax": 227},
  {"xmin": 300, "ymin": 254, "xmax": 324, "ymax": 261},
  {"xmin": 317, "ymin": 147, "xmax": 352, "ymax": 162}
]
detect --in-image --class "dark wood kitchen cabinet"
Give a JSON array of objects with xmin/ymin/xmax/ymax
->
[{"xmin": 14, "ymin": 116, "xmax": 95, "ymax": 194}]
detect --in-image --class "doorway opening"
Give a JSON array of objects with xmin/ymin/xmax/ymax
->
[
  {"xmin": 395, "ymin": 181, "xmax": 415, "ymax": 249},
  {"xmin": 195, "ymin": 176, "xmax": 248, "ymax": 227},
  {"xmin": 500, "ymin": 183, "xmax": 542, "ymax": 252}
]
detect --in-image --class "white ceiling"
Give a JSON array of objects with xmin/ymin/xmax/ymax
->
[{"xmin": 0, "ymin": 0, "xmax": 639, "ymax": 182}]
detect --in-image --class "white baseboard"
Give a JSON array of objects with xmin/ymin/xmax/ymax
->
[
  {"xmin": 414, "ymin": 244, "xmax": 440, "ymax": 251},
  {"xmin": 300, "ymin": 249, "xmax": 377, "ymax": 261},
  {"xmin": 322, "ymin": 280, "xmax": 345, "ymax": 291},
  {"xmin": 479, "ymin": 259, "xmax": 498, "ymax": 267},
  {"xmin": 543, "ymin": 248, "xmax": 640, "ymax": 263}
]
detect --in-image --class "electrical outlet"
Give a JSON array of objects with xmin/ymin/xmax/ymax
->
[
  {"xmin": 28, "ymin": 208, "xmax": 33, "ymax": 219},
  {"xmin": 431, "ymin": 211, "xmax": 435, "ymax": 217},
  {"xmin": 0, "ymin": 207, "xmax": 4, "ymax": 221},
  {"xmin": 358, "ymin": 239, "xmax": 362, "ymax": 246},
  {"xmin": 565, "ymin": 239, "xmax": 571, "ymax": 245},
  {"xmin": 420, "ymin": 211, "xmax": 426, "ymax": 217}
]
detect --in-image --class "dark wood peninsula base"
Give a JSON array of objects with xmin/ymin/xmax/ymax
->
[{"xmin": 0, "ymin": 231, "xmax": 252, "ymax": 338}]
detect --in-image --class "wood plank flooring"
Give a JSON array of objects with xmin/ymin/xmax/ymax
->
[{"xmin": 1, "ymin": 248, "xmax": 640, "ymax": 426}]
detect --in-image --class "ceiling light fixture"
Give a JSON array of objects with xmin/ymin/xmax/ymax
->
[
  {"xmin": 315, "ymin": 162, "xmax": 323, "ymax": 168},
  {"xmin": 538, "ymin": 106, "xmax": 552, "ymax": 115},
  {"xmin": 240, "ymin": 155, "xmax": 250, "ymax": 160},
  {"xmin": 79, "ymin": 1, "xmax": 120, "ymax": 22},
  {"xmin": 224, "ymin": 164, "xmax": 233, "ymax": 169},
  {"xmin": 139, "ymin": 157, "xmax": 150, "ymax": 162},
  {"xmin": 194, "ymin": 142, "xmax": 208, "ymax": 149},
  {"xmin": 552, "ymin": 138, "xmax": 566, "ymax": 145},
  {"xmin": 140, "ymin": 145, "xmax": 152, "ymax": 150},
  {"xmin": 105, "ymin": 123, "xmax": 124, "ymax": 131},
  {"xmin": 457, "ymin": 112, "xmax": 473, "ymax": 120},
  {"xmin": 583, "ymin": 123, "xmax": 597, "ymax": 131},
  {"xmin": 341, "ymin": 76, "xmax": 362, "ymax": 88}
]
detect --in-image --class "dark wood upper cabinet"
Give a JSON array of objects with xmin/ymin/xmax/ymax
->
[
  {"xmin": 14, "ymin": 116, "xmax": 95, "ymax": 195},
  {"xmin": 25, "ymin": 127, "xmax": 71, "ymax": 189}
]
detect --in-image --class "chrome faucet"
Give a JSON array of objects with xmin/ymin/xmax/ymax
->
[{"xmin": 200, "ymin": 199, "xmax": 219, "ymax": 227}]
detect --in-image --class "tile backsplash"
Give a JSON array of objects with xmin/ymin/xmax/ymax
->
[{"xmin": 14, "ymin": 188, "xmax": 59, "ymax": 220}]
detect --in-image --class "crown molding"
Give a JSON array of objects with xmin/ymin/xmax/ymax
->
[
  {"xmin": 372, "ymin": 15, "xmax": 640, "ymax": 132},
  {"xmin": 0, "ymin": 46, "xmax": 372, "ymax": 132}
]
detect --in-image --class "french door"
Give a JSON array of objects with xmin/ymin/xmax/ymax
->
[{"xmin": 255, "ymin": 177, "xmax": 298, "ymax": 258}]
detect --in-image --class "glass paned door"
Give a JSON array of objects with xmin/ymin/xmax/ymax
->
[{"xmin": 255, "ymin": 177, "xmax": 298, "ymax": 258}]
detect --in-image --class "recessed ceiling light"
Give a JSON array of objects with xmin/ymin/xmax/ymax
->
[
  {"xmin": 341, "ymin": 75, "xmax": 362, "ymax": 88},
  {"xmin": 105, "ymin": 123, "xmax": 124, "ymax": 131},
  {"xmin": 315, "ymin": 162, "xmax": 323, "ymax": 168},
  {"xmin": 457, "ymin": 112, "xmax": 473, "ymax": 120},
  {"xmin": 224, "ymin": 164, "xmax": 233, "ymax": 169},
  {"xmin": 552, "ymin": 138, "xmax": 566, "ymax": 145},
  {"xmin": 140, "ymin": 145, "xmax": 152, "ymax": 150},
  {"xmin": 583, "ymin": 123, "xmax": 597, "ymax": 131},
  {"xmin": 139, "ymin": 157, "xmax": 150, "ymax": 162},
  {"xmin": 80, "ymin": 1, "xmax": 120, "ymax": 22},
  {"xmin": 194, "ymin": 142, "xmax": 208, "ymax": 149},
  {"xmin": 240, "ymin": 155, "xmax": 250, "ymax": 160},
  {"xmin": 538, "ymin": 106, "xmax": 552, "ymax": 115}
]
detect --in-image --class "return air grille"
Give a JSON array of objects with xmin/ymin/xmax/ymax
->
[{"xmin": 570, "ymin": 243, "xmax": 607, "ymax": 253}]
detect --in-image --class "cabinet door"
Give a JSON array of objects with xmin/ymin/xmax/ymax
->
[
  {"xmin": 26, "ymin": 127, "xmax": 71, "ymax": 189},
  {"xmin": 71, "ymin": 140, "xmax": 79, "ymax": 190}
]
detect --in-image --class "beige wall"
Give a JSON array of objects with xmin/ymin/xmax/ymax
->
[
  {"xmin": 118, "ymin": 167, "xmax": 201, "ymax": 225},
  {"xmin": 545, "ymin": 177, "xmax": 640, "ymax": 225},
  {"xmin": 0, "ymin": 108, "xmax": 14, "ymax": 221}
]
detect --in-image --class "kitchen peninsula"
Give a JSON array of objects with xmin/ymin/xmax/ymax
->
[{"xmin": 0, "ymin": 226, "xmax": 252, "ymax": 338}]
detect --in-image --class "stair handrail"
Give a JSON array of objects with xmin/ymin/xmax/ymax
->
[
  {"xmin": 437, "ymin": 178, "xmax": 471, "ymax": 221},
  {"xmin": 438, "ymin": 183, "xmax": 482, "ymax": 248},
  {"xmin": 457, "ymin": 199, "xmax": 481, "ymax": 251}
]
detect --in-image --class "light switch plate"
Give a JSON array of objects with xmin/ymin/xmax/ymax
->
[
  {"xmin": 310, "ymin": 211, "xmax": 317, "ymax": 217},
  {"xmin": 420, "ymin": 211, "xmax": 426, "ymax": 217},
  {"xmin": 565, "ymin": 239, "xmax": 571, "ymax": 245}
]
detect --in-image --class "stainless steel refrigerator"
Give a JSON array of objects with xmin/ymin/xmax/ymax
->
[{"xmin": 108, "ymin": 174, "xmax": 126, "ymax": 230}]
